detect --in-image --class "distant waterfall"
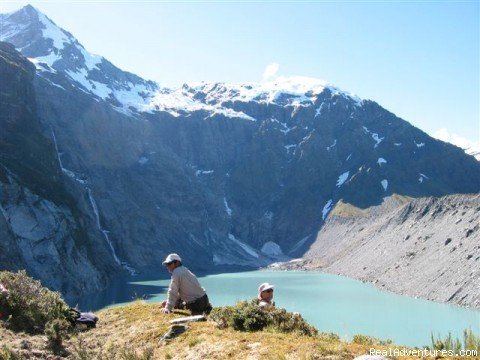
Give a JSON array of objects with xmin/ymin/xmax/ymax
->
[
  {"xmin": 50, "ymin": 127, "xmax": 86, "ymax": 184},
  {"xmin": 51, "ymin": 127, "xmax": 136, "ymax": 275},
  {"xmin": 87, "ymin": 188, "xmax": 136, "ymax": 275},
  {"xmin": 50, "ymin": 127, "xmax": 64, "ymax": 169}
]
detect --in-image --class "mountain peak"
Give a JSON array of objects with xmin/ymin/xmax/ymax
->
[
  {"xmin": 2, "ymin": 4, "xmax": 40, "ymax": 19},
  {"xmin": 20, "ymin": 4, "xmax": 39, "ymax": 15},
  {"xmin": 0, "ymin": 4, "xmax": 76, "ymax": 62},
  {"xmin": 0, "ymin": 5, "xmax": 160, "ymax": 111}
]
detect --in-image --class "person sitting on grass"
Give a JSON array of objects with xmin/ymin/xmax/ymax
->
[
  {"xmin": 257, "ymin": 282, "xmax": 275, "ymax": 308},
  {"xmin": 160, "ymin": 253, "xmax": 212, "ymax": 315}
]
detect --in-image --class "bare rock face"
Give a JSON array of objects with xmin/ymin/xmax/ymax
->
[
  {"xmin": 0, "ymin": 41, "xmax": 117, "ymax": 301},
  {"xmin": 302, "ymin": 194, "xmax": 480, "ymax": 309}
]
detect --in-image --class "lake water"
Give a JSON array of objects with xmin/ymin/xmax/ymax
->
[{"xmin": 77, "ymin": 270, "xmax": 480, "ymax": 348}]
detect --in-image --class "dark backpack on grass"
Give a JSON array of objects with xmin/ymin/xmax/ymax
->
[{"xmin": 69, "ymin": 308, "xmax": 98, "ymax": 329}]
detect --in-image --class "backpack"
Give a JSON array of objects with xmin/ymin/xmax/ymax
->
[{"xmin": 69, "ymin": 308, "xmax": 98, "ymax": 329}]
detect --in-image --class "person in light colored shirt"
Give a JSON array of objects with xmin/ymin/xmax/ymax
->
[
  {"xmin": 257, "ymin": 282, "xmax": 275, "ymax": 308},
  {"xmin": 160, "ymin": 253, "xmax": 212, "ymax": 315}
]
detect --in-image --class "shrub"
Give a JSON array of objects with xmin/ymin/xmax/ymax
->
[
  {"xmin": 430, "ymin": 329, "xmax": 480, "ymax": 352},
  {"xmin": 317, "ymin": 332, "xmax": 341, "ymax": 342},
  {"xmin": 209, "ymin": 299, "xmax": 317, "ymax": 336},
  {"xmin": 45, "ymin": 318, "xmax": 71, "ymax": 351},
  {"xmin": 0, "ymin": 270, "xmax": 72, "ymax": 333},
  {"xmin": 353, "ymin": 334, "xmax": 392, "ymax": 346}
]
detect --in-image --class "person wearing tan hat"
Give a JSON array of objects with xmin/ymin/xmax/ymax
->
[
  {"xmin": 160, "ymin": 253, "xmax": 212, "ymax": 315},
  {"xmin": 257, "ymin": 282, "xmax": 275, "ymax": 308}
]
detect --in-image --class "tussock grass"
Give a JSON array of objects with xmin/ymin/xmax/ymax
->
[
  {"xmin": 331, "ymin": 194, "xmax": 412, "ymax": 218},
  {"xmin": 62, "ymin": 302, "xmax": 392, "ymax": 359},
  {"xmin": 430, "ymin": 329, "xmax": 480, "ymax": 352},
  {"xmin": 331, "ymin": 199, "xmax": 368, "ymax": 217},
  {"xmin": 352, "ymin": 334, "xmax": 393, "ymax": 346}
]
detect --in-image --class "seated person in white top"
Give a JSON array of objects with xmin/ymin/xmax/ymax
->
[
  {"xmin": 257, "ymin": 282, "xmax": 275, "ymax": 308},
  {"xmin": 160, "ymin": 253, "xmax": 212, "ymax": 315}
]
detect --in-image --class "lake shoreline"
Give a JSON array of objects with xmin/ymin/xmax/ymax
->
[{"xmin": 264, "ymin": 258, "xmax": 480, "ymax": 311}]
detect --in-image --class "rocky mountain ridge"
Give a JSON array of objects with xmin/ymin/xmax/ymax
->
[{"xmin": 0, "ymin": 5, "xmax": 479, "ymax": 301}]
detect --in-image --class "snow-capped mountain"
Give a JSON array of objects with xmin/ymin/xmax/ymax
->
[
  {"xmin": 0, "ymin": 5, "xmax": 362, "ymax": 119},
  {"xmin": 0, "ymin": 5, "xmax": 158, "ymax": 112},
  {"xmin": 1, "ymin": 5, "xmax": 479, "ymax": 300}
]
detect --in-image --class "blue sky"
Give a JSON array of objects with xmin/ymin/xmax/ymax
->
[{"xmin": 1, "ymin": 0, "xmax": 479, "ymax": 149}]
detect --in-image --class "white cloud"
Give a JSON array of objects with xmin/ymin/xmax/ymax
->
[
  {"xmin": 432, "ymin": 128, "xmax": 480, "ymax": 160},
  {"xmin": 262, "ymin": 62, "xmax": 279, "ymax": 81}
]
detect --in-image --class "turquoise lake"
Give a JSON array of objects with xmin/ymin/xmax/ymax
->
[{"xmin": 78, "ymin": 270, "xmax": 480, "ymax": 348}]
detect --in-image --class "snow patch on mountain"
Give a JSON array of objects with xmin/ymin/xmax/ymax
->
[
  {"xmin": 228, "ymin": 233, "xmax": 259, "ymax": 258},
  {"xmin": 146, "ymin": 88, "xmax": 255, "ymax": 120},
  {"xmin": 315, "ymin": 102, "xmax": 326, "ymax": 118},
  {"xmin": 299, "ymin": 130, "xmax": 315, "ymax": 147},
  {"xmin": 138, "ymin": 156, "xmax": 148, "ymax": 165},
  {"xmin": 381, "ymin": 179, "xmax": 388, "ymax": 191},
  {"xmin": 418, "ymin": 173, "xmax": 429, "ymax": 183},
  {"xmin": 195, "ymin": 169, "xmax": 214, "ymax": 176},
  {"xmin": 322, "ymin": 199, "xmax": 333, "ymax": 220},
  {"xmin": 66, "ymin": 68, "xmax": 110, "ymax": 98},
  {"xmin": 30, "ymin": 52, "xmax": 61, "ymax": 68},
  {"xmin": 377, "ymin": 157, "xmax": 387, "ymax": 166},
  {"xmin": 261, "ymin": 241, "xmax": 283, "ymax": 257},
  {"xmin": 326, "ymin": 139, "xmax": 337, "ymax": 151},
  {"xmin": 284, "ymin": 144, "xmax": 296, "ymax": 153},
  {"xmin": 270, "ymin": 118, "xmax": 297, "ymax": 134},
  {"xmin": 37, "ymin": 12, "xmax": 70, "ymax": 50},
  {"xmin": 363, "ymin": 126, "xmax": 384, "ymax": 148},
  {"xmin": 336, "ymin": 171, "xmax": 349, "ymax": 187},
  {"xmin": 224, "ymin": 197, "xmax": 232, "ymax": 216}
]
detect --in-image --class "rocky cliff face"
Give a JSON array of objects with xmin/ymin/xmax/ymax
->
[
  {"xmin": 1, "ymin": 6, "xmax": 479, "ymax": 300},
  {"xmin": 0, "ymin": 42, "xmax": 118, "ymax": 301}
]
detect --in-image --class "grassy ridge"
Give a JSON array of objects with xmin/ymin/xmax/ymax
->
[
  {"xmin": 1, "ymin": 271, "xmax": 478, "ymax": 359},
  {"xmin": 0, "ymin": 301, "xmax": 387, "ymax": 359}
]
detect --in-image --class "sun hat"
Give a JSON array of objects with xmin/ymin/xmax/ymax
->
[
  {"xmin": 258, "ymin": 282, "xmax": 274, "ymax": 295},
  {"xmin": 162, "ymin": 253, "xmax": 182, "ymax": 265}
]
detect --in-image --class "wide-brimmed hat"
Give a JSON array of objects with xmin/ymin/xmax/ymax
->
[
  {"xmin": 258, "ymin": 282, "xmax": 274, "ymax": 294},
  {"xmin": 162, "ymin": 253, "xmax": 182, "ymax": 265}
]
